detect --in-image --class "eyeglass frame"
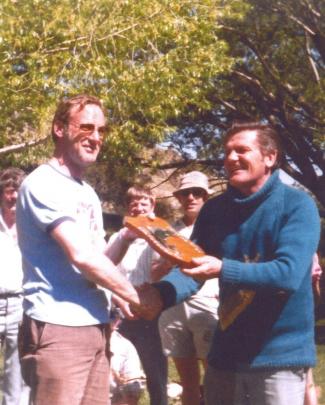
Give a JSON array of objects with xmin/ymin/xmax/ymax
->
[
  {"xmin": 175, "ymin": 187, "xmax": 207, "ymax": 198},
  {"xmin": 68, "ymin": 122, "xmax": 109, "ymax": 139}
]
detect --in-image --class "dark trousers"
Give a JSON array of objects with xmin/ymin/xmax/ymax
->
[{"xmin": 119, "ymin": 317, "xmax": 168, "ymax": 405}]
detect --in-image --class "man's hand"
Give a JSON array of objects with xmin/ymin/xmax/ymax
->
[
  {"xmin": 131, "ymin": 283, "xmax": 163, "ymax": 320},
  {"xmin": 118, "ymin": 227, "xmax": 138, "ymax": 243},
  {"xmin": 120, "ymin": 212, "xmax": 156, "ymax": 243},
  {"xmin": 181, "ymin": 255, "xmax": 222, "ymax": 282},
  {"xmin": 112, "ymin": 295, "xmax": 139, "ymax": 320}
]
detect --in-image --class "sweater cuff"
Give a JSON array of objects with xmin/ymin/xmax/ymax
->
[
  {"xmin": 153, "ymin": 268, "xmax": 202, "ymax": 309},
  {"xmin": 221, "ymin": 258, "xmax": 242, "ymax": 284},
  {"xmin": 152, "ymin": 281, "xmax": 178, "ymax": 309}
]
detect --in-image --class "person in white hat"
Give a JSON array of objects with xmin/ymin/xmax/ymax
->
[{"xmin": 157, "ymin": 171, "xmax": 219, "ymax": 405}]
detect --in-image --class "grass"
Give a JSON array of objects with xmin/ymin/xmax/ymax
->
[
  {"xmin": 139, "ymin": 358, "xmax": 180, "ymax": 405},
  {"xmin": 315, "ymin": 345, "xmax": 325, "ymax": 405}
]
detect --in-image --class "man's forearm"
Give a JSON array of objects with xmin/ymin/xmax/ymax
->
[
  {"xmin": 105, "ymin": 229, "xmax": 132, "ymax": 265},
  {"xmin": 75, "ymin": 250, "xmax": 141, "ymax": 306}
]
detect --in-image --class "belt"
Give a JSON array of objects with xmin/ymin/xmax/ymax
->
[{"xmin": 0, "ymin": 292, "xmax": 22, "ymax": 299}]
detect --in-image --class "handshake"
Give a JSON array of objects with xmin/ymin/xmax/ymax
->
[{"xmin": 119, "ymin": 283, "xmax": 164, "ymax": 321}]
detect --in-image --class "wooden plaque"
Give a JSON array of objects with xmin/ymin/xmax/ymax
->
[{"xmin": 124, "ymin": 215, "xmax": 205, "ymax": 268}]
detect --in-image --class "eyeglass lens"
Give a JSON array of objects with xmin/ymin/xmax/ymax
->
[
  {"xmin": 179, "ymin": 188, "xmax": 205, "ymax": 197},
  {"xmin": 79, "ymin": 123, "xmax": 108, "ymax": 137}
]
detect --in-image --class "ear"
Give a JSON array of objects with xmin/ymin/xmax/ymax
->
[
  {"xmin": 53, "ymin": 122, "xmax": 65, "ymax": 140},
  {"xmin": 174, "ymin": 194, "xmax": 181, "ymax": 203},
  {"xmin": 264, "ymin": 150, "xmax": 278, "ymax": 169},
  {"xmin": 203, "ymin": 193, "xmax": 209, "ymax": 202}
]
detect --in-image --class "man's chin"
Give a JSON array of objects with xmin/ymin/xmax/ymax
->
[
  {"xmin": 228, "ymin": 175, "xmax": 246, "ymax": 188},
  {"xmin": 80, "ymin": 154, "xmax": 98, "ymax": 166},
  {"xmin": 186, "ymin": 207, "xmax": 200, "ymax": 214},
  {"xmin": 3, "ymin": 206, "xmax": 16, "ymax": 218}
]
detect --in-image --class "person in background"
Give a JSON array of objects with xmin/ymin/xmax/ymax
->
[
  {"xmin": 304, "ymin": 253, "xmax": 323, "ymax": 405},
  {"xmin": 311, "ymin": 253, "xmax": 322, "ymax": 307},
  {"xmin": 106, "ymin": 186, "xmax": 168, "ymax": 405},
  {"xmin": 15, "ymin": 94, "xmax": 149, "ymax": 405},
  {"xmin": 109, "ymin": 308, "xmax": 145, "ymax": 405},
  {"xmin": 0, "ymin": 168, "xmax": 30, "ymax": 405},
  {"xmin": 157, "ymin": 171, "xmax": 219, "ymax": 405},
  {"xmin": 144, "ymin": 122, "xmax": 320, "ymax": 405}
]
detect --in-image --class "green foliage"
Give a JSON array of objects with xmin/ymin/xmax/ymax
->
[
  {"xmin": 167, "ymin": 0, "xmax": 325, "ymax": 207},
  {"xmin": 3, "ymin": 0, "xmax": 323, "ymax": 208},
  {"xmin": 0, "ymin": 0, "xmax": 245, "ymax": 177}
]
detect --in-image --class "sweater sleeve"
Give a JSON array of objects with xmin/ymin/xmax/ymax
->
[
  {"xmin": 153, "ymin": 266, "xmax": 202, "ymax": 309},
  {"xmin": 221, "ymin": 190, "xmax": 320, "ymax": 292}
]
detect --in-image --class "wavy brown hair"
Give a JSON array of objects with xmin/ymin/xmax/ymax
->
[{"xmin": 223, "ymin": 122, "xmax": 283, "ymax": 170}]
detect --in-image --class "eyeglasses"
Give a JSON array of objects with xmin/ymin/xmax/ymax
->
[
  {"xmin": 71, "ymin": 123, "xmax": 109, "ymax": 139},
  {"xmin": 79, "ymin": 123, "xmax": 109, "ymax": 138},
  {"xmin": 177, "ymin": 188, "xmax": 207, "ymax": 198},
  {"xmin": 3, "ymin": 187, "xmax": 18, "ymax": 197}
]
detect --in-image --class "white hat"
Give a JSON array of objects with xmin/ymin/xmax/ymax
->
[{"xmin": 173, "ymin": 171, "xmax": 213, "ymax": 196}]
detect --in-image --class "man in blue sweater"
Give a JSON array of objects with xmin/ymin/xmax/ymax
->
[{"xmin": 148, "ymin": 122, "xmax": 320, "ymax": 405}]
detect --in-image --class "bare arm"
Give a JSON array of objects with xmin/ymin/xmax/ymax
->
[
  {"xmin": 51, "ymin": 221, "xmax": 141, "ymax": 307},
  {"xmin": 104, "ymin": 227, "xmax": 139, "ymax": 265}
]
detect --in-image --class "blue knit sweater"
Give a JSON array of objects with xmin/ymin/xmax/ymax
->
[{"xmin": 155, "ymin": 171, "xmax": 320, "ymax": 370}]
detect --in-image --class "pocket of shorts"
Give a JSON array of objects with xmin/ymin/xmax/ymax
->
[{"xmin": 35, "ymin": 320, "xmax": 48, "ymax": 347}]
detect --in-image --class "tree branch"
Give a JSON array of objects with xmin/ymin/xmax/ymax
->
[
  {"xmin": 221, "ymin": 25, "xmax": 322, "ymax": 121},
  {"xmin": 41, "ymin": 10, "xmax": 162, "ymax": 56},
  {"xmin": 305, "ymin": 31, "xmax": 321, "ymax": 83},
  {"xmin": 0, "ymin": 137, "xmax": 48, "ymax": 156}
]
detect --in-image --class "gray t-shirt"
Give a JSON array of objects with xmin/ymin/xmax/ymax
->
[{"xmin": 16, "ymin": 164, "xmax": 110, "ymax": 326}]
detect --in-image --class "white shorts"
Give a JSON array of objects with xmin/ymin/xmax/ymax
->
[{"xmin": 158, "ymin": 300, "xmax": 218, "ymax": 359}]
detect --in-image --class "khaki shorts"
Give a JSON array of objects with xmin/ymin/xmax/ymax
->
[{"xmin": 158, "ymin": 301, "xmax": 218, "ymax": 359}]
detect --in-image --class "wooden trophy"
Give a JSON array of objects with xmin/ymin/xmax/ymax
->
[{"xmin": 124, "ymin": 215, "xmax": 204, "ymax": 268}]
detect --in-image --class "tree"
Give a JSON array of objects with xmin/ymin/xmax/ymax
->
[
  {"xmin": 0, "ymin": 0, "xmax": 245, "ymax": 175},
  {"xmin": 3, "ymin": 0, "xmax": 324, "ymax": 210},
  {"xmin": 166, "ymin": 0, "xmax": 325, "ymax": 207}
]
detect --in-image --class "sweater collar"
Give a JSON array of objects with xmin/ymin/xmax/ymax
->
[{"xmin": 228, "ymin": 170, "xmax": 280, "ymax": 206}]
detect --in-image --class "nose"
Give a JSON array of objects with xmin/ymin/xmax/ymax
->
[
  {"xmin": 9, "ymin": 190, "xmax": 18, "ymax": 201},
  {"xmin": 186, "ymin": 192, "xmax": 195, "ymax": 200},
  {"xmin": 89, "ymin": 129, "xmax": 103, "ymax": 143},
  {"xmin": 226, "ymin": 150, "xmax": 238, "ymax": 161},
  {"xmin": 130, "ymin": 205, "xmax": 143, "ymax": 216}
]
